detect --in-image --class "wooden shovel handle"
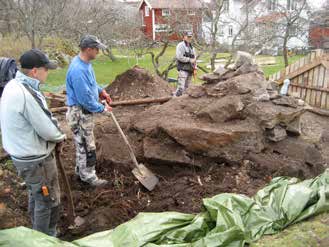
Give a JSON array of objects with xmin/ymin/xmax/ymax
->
[
  {"xmin": 55, "ymin": 148, "xmax": 76, "ymax": 223},
  {"xmin": 107, "ymin": 111, "xmax": 140, "ymax": 169}
]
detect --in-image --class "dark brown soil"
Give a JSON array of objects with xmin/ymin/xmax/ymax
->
[
  {"xmin": 105, "ymin": 66, "xmax": 173, "ymax": 101},
  {"xmin": 0, "ymin": 106, "xmax": 269, "ymax": 241},
  {"xmin": 1, "ymin": 103, "xmax": 327, "ymax": 241}
]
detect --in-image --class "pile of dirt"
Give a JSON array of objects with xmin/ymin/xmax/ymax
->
[
  {"xmin": 105, "ymin": 66, "xmax": 173, "ymax": 101},
  {"xmin": 122, "ymin": 52, "xmax": 327, "ymax": 180}
]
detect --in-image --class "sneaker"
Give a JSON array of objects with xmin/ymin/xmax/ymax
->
[{"xmin": 89, "ymin": 178, "xmax": 108, "ymax": 187}]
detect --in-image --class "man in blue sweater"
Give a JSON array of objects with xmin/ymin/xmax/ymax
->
[
  {"xmin": 66, "ymin": 35, "xmax": 112, "ymax": 187},
  {"xmin": 0, "ymin": 49, "xmax": 66, "ymax": 236}
]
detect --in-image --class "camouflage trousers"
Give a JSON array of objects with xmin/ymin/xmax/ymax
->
[
  {"xmin": 66, "ymin": 106, "xmax": 98, "ymax": 183},
  {"xmin": 174, "ymin": 70, "xmax": 192, "ymax": 96}
]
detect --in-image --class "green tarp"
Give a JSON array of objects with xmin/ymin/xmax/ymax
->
[{"xmin": 1, "ymin": 169, "xmax": 329, "ymax": 247}]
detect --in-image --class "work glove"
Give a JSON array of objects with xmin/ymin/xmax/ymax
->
[
  {"xmin": 99, "ymin": 89, "xmax": 112, "ymax": 105},
  {"xmin": 101, "ymin": 100, "xmax": 112, "ymax": 113}
]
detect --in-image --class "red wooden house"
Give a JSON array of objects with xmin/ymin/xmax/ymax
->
[
  {"xmin": 309, "ymin": 10, "xmax": 329, "ymax": 49},
  {"xmin": 138, "ymin": 0, "xmax": 204, "ymax": 41}
]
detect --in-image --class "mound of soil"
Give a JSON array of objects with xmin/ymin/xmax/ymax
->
[{"xmin": 105, "ymin": 66, "xmax": 173, "ymax": 101}]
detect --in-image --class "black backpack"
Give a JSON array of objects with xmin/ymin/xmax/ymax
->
[{"xmin": 0, "ymin": 58, "xmax": 18, "ymax": 97}]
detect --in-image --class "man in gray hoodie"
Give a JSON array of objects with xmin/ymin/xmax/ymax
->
[
  {"xmin": 0, "ymin": 49, "xmax": 66, "ymax": 236},
  {"xmin": 174, "ymin": 31, "xmax": 196, "ymax": 97}
]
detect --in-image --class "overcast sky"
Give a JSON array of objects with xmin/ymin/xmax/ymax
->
[{"xmin": 119, "ymin": 0, "xmax": 326, "ymax": 9}]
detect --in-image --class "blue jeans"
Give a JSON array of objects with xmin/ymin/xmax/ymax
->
[{"xmin": 13, "ymin": 152, "xmax": 61, "ymax": 236}]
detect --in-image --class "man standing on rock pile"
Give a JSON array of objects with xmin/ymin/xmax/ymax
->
[
  {"xmin": 174, "ymin": 31, "xmax": 197, "ymax": 97},
  {"xmin": 66, "ymin": 35, "xmax": 112, "ymax": 187},
  {"xmin": 0, "ymin": 49, "xmax": 66, "ymax": 236}
]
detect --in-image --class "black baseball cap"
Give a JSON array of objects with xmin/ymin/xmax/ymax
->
[
  {"xmin": 19, "ymin": 49, "xmax": 57, "ymax": 70},
  {"xmin": 79, "ymin": 35, "xmax": 107, "ymax": 50}
]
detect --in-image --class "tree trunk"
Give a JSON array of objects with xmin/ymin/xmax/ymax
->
[
  {"xmin": 210, "ymin": 52, "xmax": 216, "ymax": 72},
  {"xmin": 31, "ymin": 30, "xmax": 36, "ymax": 49},
  {"xmin": 283, "ymin": 34, "xmax": 289, "ymax": 67},
  {"xmin": 283, "ymin": 45, "xmax": 288, "ymax": 68},
  {"xmin": 103, "ymin": 48, "xmax": 117, "ymax": 62},
  {"xmin": 283, "ymin": 23, "xmax": 291, "ymax": 68}
]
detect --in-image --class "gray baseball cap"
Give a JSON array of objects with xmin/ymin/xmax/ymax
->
[{"xmin": 79, "ymin": 35, "xmax": 107, "ymax": 50}]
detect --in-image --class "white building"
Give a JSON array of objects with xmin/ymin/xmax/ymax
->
[{"xmin": 202, "ymin": 0, "xmax": 317, "ymax": 53}]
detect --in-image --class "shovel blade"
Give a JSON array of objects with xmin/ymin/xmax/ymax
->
[{"xmin": 132, "ymin": 164, "xmax": 159, "ymax": 191}]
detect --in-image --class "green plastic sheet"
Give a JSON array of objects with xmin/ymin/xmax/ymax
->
[{"xmin": 1, "ymin": 169, "xmax": 329, "ymax": 247}]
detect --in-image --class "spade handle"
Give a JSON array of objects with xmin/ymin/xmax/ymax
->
[{"xmin": 107, "ymin": 111, "xmax": 140, "ymax": 168}]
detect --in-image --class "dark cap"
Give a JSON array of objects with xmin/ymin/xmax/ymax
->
[
  {"xmin": 19, "ymin": 49, "xmax": 57, "ymax": 70},
  {"xmin": 183, "ymin": 31, "xmax": 193, "ymax": 37},
  {"xmin": 79, "ymin": 35, "xmax": 107, "ymax": 50}
]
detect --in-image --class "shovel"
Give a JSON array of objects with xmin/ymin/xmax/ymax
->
[
  {"xmin": 106, "ymin": 111, "xmax": 159, "ymax": 191},
  {"xmin": 55, "ymin": 146, "xmax": 76, "ymax": 224}
]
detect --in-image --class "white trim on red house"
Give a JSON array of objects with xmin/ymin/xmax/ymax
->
[
  {"xmin": 138, "ymin": 0, "xmax": 152, "ymax": 10},
  {"xmin": 152, "ymin": 8, "xmax": 155, "ymax": 40}
]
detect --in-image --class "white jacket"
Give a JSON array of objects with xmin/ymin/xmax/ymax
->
[{"xmin": 0, "ymin": 71, "xmax": 66, "ymax": 162}]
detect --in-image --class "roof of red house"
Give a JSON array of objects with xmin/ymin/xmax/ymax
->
[{"xmin": 138, "ymin": 0, "xmax": 204, "ymax": 10}]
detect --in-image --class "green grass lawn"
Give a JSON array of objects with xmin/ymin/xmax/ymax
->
[
  {"xmin": 44, "ymin": 47, "xmax": 302, "ymax": 92},
  {"xmin": 251, "ymin": 213, "xmax": 329, "ymax": 247},
  {"xmin": 260, "ymin": 55, "xmax": 303, "ymax": 77}
]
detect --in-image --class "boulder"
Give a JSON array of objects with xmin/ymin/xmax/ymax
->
[
  {"xmin": 286, "ymin": 117, "xmax": 301, "ymax": 136},
  {"xmin": 266, "ymin": 125, "xmax": 287, "ymax": 142},
  {"xmin": 200, "ymin": 73, "xmax": 221, "ymax": 83},
  {"xmin": 207, "ymin": 72, "xmax": 267, "ymax": 96},
  {"xmin": 270, "ymin": 137, "xmax": 325, "ymax": 171},
  {"xmin": 186, "ymin": 86, "xmax": 207, "ymax": 98},
  {"xmin": 247, "ymin": 152, "xmax": 309, "ymax": 179},
  {"xmin": 158, "ymin": 120, "xmax": 264, "ymax": 163},
  {"xmin": 253, "ymin": 88, "xmax": 270, "ymax": 102},
  {"xmin": 246, "ymin": 101, "xmax": 305, "ymax": 129},
  {"xmin": 233, "ymin": 51, "xmax": 255, "ymax": 69},
  {"xmin": 272, "ymin": 96, "xmax": 299, "ymax": 108},
  {"xmin": 143, "ymin": 136, "xmax": 208, "ymax": 167},
  {"xmin": 197, "ymin": 95, "xmax": 245, "ymax": 123}
]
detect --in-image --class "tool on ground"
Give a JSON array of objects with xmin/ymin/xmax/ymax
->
[
  {"xmin": 106, "ymin": 110, "xmax": 159, "ymax": 191},
  {"xmin": 55, "ymin": 146, "xmax": 76, "ymax": 224},
  {"xmin": 193, "ymin": 63, "xmax": 197, "ymax": 82},
  {"xmin": 50, "ymin": 97, "xmax": 173, "ymax": 113}
]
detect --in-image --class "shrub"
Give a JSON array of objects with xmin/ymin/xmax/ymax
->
[{"xmin": 0, "ymin": 35, "xmax": 31, "ymax": 60}]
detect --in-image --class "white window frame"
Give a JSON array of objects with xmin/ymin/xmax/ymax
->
[
  {"xmin": 188, "ymin": 10, "xmax": 195, "ymax": 16},
  {"xmin": 287, "ymin": 0, "xmax": 297, "ymax": 10},
  {"xmin": 141, "ymin": 11, "xmax": 145, "ymax": 26},
  {"xmin": 179, "ymin": 24, "xmax": 193, "ymax": 33},
  {"xmin": 219, "ymin": 25, "xmax": 224, "ymax": 36},
  {"xmin": 145, "ymin": 6, "xmax": 150, "ymax": 17},
  {"xmin": 155, "ymin": 24, "xmax": 171, "ymax": 33},
  {"xmin": 162, "ymin": 9, "xmax": 170, "ymax": 16},
  {"xmin": 223, "ymin": 0, "xmax": 229, "ymax": 12},
  {"xmin": 268, "ymin": 0, "xmax": 278, "ymax": 11},
  {"xmin": 228, "ymin": 26, "xmax": 233, "ymax": 37}
]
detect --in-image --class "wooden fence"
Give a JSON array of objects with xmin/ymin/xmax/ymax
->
[{"xmin": 269, "ymin": 49, "xmax": 329, "ymax": 109}]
